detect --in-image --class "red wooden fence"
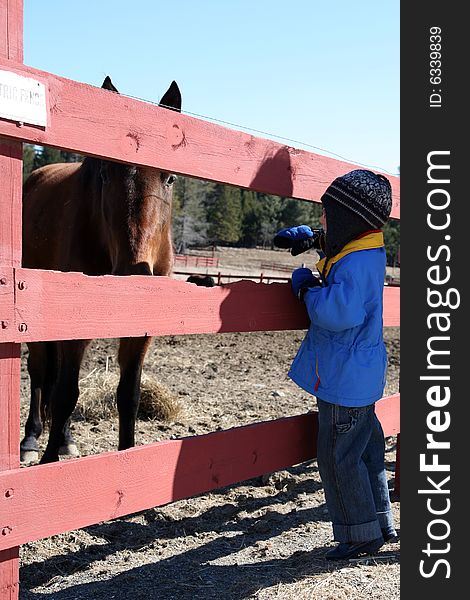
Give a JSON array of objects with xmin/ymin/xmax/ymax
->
[{"xmin": 0, "ymin": 2, "xmax": 400, "ymax": 597}]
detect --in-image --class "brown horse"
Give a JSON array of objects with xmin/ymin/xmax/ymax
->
[{"xmin": 20, "ymin": 76, "xmax": 182, "ymax": 464}]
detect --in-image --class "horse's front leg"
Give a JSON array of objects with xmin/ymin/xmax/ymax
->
[
  {"xmin": 21, "ymin": 342, "xmax": 49, "ymax": 464},
  {"xmin": 116, "ymin": 336, "xmax": 153, "ymax": 450},
  {"xmin": 40, "ymin": 340, "xmax": 89, "ymax": 464},
  {"xmin": 58, "ymin": 417, "xmax": 80, "ymax": 458}
]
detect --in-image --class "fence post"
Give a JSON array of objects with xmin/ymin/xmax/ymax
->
[{"xmin": 0, "ymin": 2, "xmax": 23, "ymax": 599}]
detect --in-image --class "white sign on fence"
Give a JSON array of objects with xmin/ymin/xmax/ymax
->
[{"xmin": 0, "ymin": 69, "xmax": 47, "ymax": 127}]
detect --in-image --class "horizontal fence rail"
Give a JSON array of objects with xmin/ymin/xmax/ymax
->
[
  {"xmin": 0, "ymin": 268, "xmax": 400, "ymax": 343},
  {"xmin": 0, "ymin": 394, "xmax": 399, "ymax": 552},
  {"xmin": 0, "ymin": 58, "xmax": 400, "ymax": 216}
]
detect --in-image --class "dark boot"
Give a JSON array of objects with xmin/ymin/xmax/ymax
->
[{"xmin": 325, "ymin": 536, "xmax": 384, "ymax": 560}]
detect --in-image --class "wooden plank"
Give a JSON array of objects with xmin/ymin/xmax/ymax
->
[
  {"xmin": 375, "ymin": 393, "xmax": 400, "ymax": 435},
  {"xmin": 0, "ymin": 394, "xmax": 399, "ymax": 551},
  {"xmin": 12, "ymin": 270, "xmax": 309, "ymax": 341},
  {"xmin": 0, "ymin": 413, "xmax": 315, "ymax": 550},
  {"xmin": 0, "ymin": 343, "xmax": 20, "ymax": 483},
  {"xmin": 0, "ymin": 0, "xmax": 23, "ymax": 61},
  {"xmin": 0, "ymin": 143, "xmax": 22, "ymax": 268},
  {"xmin": 394, "ymin": 433, "xmax": 401, "ymax": 496},
  {"xmin": 0, "ymin": 186, "xmax": 21, "ymax": 600},
  {"xmin": 0, "ymin": 548, "xmax": 18, "ymax": 600},
  {"xmin": 0, "ymin": 1, "xmax": 22, "ymax": 598},
  {"xmin": 6, "ymin": 268, "xmax": 398, "ymax": 342},
  {"xmin": 0, "ymin": 268, "xmax": 14, "ymax": 341},
  {"xmin": 383, "ymin": 285, "xmax": 400, "ymax": 326},
  {"xmin": 0, "ymin": 58, "xmax": 400, "ymax": 216}
]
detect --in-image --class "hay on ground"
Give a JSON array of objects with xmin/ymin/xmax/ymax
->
[{"xmin": 75, "ymin": 370, "xmax": 182, "ymax": 423}]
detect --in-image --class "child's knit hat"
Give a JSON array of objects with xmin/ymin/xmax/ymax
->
[
  {"xmin": 322, "ymin": 169, "xmax": 392, "ymax": 228},
  {"xmin": 321, "ymin": 169, "xmax": 392, "ymax": 257}
]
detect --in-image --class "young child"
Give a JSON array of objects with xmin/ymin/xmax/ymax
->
[{"xmin": 279, "ymin": 169, "xmax": 397, "ymax": 560}]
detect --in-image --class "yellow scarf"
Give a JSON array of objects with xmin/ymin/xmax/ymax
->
[{"xmin": 316, "ymin": 231, "xmax": 384, "ymax": 279}]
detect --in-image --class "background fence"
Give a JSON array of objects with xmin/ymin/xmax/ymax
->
[
  {"xmin": 174, "ymin": 254, "xmax": 220, "ymax": 268},
  {"xmin": 0, "ymin": 2, "xmax": 400, "ymax": 597}
]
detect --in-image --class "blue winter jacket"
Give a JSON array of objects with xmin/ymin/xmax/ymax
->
[{"xmin": 288, "ymin": 237, "xmax": 387, "ymax": 407}]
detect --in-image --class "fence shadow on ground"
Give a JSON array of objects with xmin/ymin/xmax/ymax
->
[
  {"xmin": 20, "ymin": 469, "xmax": 324, "ymax": 588},
  {"xmin": 21, "ymin": 516, "xmax": 399, "ymax": 600},
  {"xmin": 20, "ymin": 463, "xmax": 399, "ymax": 600}
]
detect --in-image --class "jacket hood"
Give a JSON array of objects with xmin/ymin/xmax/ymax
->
[{"xmin": 322, "ymin": 194, "xmax": 374, "ymax": 258}]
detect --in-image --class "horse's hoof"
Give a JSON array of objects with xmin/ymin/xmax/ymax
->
[
  {"xmin": 20, "ymin": 449, "xmax": 39, "ymax": 465},
  {"xmin": 58, "ymin": 444, "xmax": 80, "ymax": 458}
]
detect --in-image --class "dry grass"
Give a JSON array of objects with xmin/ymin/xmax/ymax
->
[
  {"xmin": 251, "ymin": 559, "xmax": 400, "ymax": 599},
  {"xmin": 74, "ymin": 370, "xmax": 182, "ymax": 423}
]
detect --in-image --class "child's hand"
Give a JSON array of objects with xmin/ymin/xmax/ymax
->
[
  {"xmin": 274, "ymin": 225, "xmax": 314, "ymax": 247},
  {"xmin": 291, "ymin": 267, "xmax": 322, "ymax": 300},
  {"xmin": 273, "ymin": 225, "xmax": 324, "ymax": 256}
]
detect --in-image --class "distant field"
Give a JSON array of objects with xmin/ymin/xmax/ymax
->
[{"xmin": 175, "ymin": 246, "xmax": 400, "ymax": 283}]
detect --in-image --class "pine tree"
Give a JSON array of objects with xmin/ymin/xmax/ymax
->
[
  {"xmin": 278, "ymin": 198, "xmax": 322, "ymax": 229},
  {"xmin": 32, "ymin": 146, "xmax": 63, "ymax": 170},
  {"xmin": 255, "ymin": 192, "xmax": 282, "ymax": 248},
  {"xmin": 22, "ymin": 144, "xmax": 36, "ymax": 182},
  {"xmin": 60, "ymin": 150, "xmax": 83, "ymax": 163},
  {"xmin": 383, "ymin": 220, "xmax": 400, "ymax": 266},
  {"xmin": 240, "ymin": 189, "xmax": 259, "ymax": 247},
  {"xmin": 23, "ymin": 145, "xmax": 83, "ymax": 183},
  {"xmin": 31, "ymin": 145, "xmax": 83, "ymax": 171},
  {"xmin": 172, "ymin": 176, "xmax": 211, "ymax": 252},
  {"xmin": 205, "ymin": 184, "xmax": 242, "ymax": 245}
]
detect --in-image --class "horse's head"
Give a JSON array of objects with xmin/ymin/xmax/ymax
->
[{"xmin": 97, "ymin": 77, "xmax": 182, "ymax": 276}]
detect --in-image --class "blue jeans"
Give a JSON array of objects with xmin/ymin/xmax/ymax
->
[{"xmin": 316, "ymin": 398, "xmax": 395, "ymax": 543}]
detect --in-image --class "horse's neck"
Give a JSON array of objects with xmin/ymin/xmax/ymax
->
[
  {"xmin": 78, "ymin": 158, "xmax": 105, "ymax": 216},
  {"xmin": 79, "ymin": 157, "xmax": 101, "ymax": 190},
  {"xmin": 71, "ymin": 159, "xmax": 112, "ymax": 274}
]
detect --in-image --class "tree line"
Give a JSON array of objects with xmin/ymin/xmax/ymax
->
[{"xmin": 23, "ymin": 145, "xmax": 400, "ymax": 265}]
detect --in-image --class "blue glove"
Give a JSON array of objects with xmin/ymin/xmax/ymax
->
[
  {"xmin": 274, "ymin": 225, "xmax": 314, "ymax": 246},
  {"xmin": 291, "ymin": 267, "xmax": 322, "ymax": 300},
  {"xmin": 273, "ymin": 225, "xmax": 325, "ymax": 256}
]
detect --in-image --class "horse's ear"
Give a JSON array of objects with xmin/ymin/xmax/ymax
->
[
  {"xmin": 159, "ymin": 81, "xmax": 181, "ymax": 112},
  {"xmin": 102, "ymin": 76, "xmax": 119, "ymax": 93}
]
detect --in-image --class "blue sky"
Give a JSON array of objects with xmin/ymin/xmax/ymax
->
[{"xmin": 24, "ymin": 1, "xmax": 399, "ymax": 175}]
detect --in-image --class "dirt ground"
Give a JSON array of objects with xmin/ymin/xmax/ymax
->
[{"xmin": 18, "ymin": 247, "xmax": 400, "ymax": 600}]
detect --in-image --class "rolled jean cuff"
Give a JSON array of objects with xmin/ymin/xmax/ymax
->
[
  {"xmin": 333, "ymin": 519, "xmax": 382, "ymax": 543},
  {"xmin": 377, "ymin": 509, "xmax": 395, "ymax": 531}
]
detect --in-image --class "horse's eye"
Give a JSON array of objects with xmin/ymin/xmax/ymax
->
[{"xmin": 162, "ymin": 174, "xmax": 177, "ymax": 187}]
